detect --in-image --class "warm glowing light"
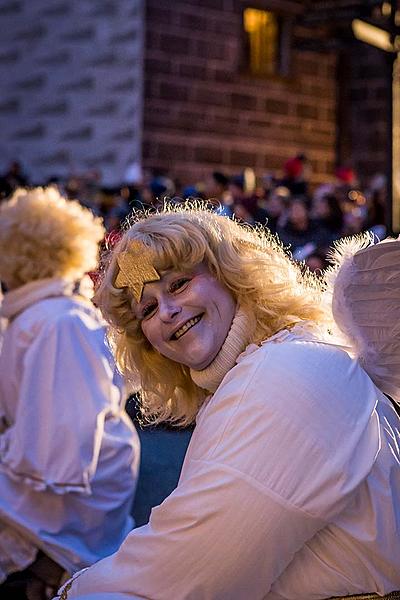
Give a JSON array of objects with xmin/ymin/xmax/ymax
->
[
  {"xmin": 244, "ymin": 8, "xmax": 268, "ymax": 33},
  {"xmin": 348, "ymin": 190, "xmax": 358, "ymax": 201},
  {"xmin": 244, "ymin": 167, "xmax": 256, "ymax": 193},
  {"xmin": 352, "ymin": 19, "xmax": 394, "ymax": 52},
  {"xmin": 348, "ymin": 190, "xmax": 366, "ymax": 205},
  {"xmin": 243, "ymin": 8, "xmax": 278, "ymax": 75},
  {"xmin": 382, "ymin": 2, "xmax": 392, "ymax": 17}
]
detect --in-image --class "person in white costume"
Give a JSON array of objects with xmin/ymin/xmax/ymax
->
[
  {"xmin": 0, "ymin": 187, "xmax": 140, "ymax": 600},
  {"xmin": 58, "ymin": 204, "xmax": 400, "ymax": 600}
]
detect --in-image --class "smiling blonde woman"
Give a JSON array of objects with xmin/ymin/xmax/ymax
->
[
  {"xmin": 95, "ymin": 206, "xmax": 328, "ymax": 426},
  {"xmin": 60, "ymin": 203, "xmax": 400, "ymax": 600}
]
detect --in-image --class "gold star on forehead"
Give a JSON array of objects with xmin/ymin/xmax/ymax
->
[{"xmin": 114, "ymin": 240, "xmax": 160, "ymax": 302}]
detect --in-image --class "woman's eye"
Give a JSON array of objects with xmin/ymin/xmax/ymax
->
[
  {"xmin": 169, "ymin": 278, "xmax": 190, "ymax": 293},
  {"xmin": 142, "ymin": 302, "xmax": 157, "ymax": 318}
]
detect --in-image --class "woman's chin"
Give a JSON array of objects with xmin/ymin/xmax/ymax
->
[
  {"xmin": 185, "ymin": 348, "xmax": 221, "ymax": 372},
  {"xmin": 188, "ymin": 359, "xmax": 212, "ymax": 371}
]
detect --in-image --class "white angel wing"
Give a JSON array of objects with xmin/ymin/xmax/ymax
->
[{"xmin": 325, "ymin": 233, "xmax": 400, "ymax": 404}]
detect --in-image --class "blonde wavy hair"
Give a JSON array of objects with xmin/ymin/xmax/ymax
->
[
  {"xmin": 96, "ymin": 202, "xmax": 332, "ymax": 426},
  {"xmin": 0, "ymin": 187, "xmax": 104, "ymax": 289}
]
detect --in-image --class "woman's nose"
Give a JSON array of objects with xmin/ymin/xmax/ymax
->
[{"xmin": 158, "ymin": 298, "xmax": 181, "ymax": 322}]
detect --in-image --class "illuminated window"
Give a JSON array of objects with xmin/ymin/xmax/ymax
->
[{"xmin": 243, "ymin": 8, "xmax": 279, "ymax": 76}]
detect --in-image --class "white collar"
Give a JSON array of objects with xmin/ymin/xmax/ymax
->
[{"xmin": 1, "ymin": 276, "xmax": 94, "ymax": 320}]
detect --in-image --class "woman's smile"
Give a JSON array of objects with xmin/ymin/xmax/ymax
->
[{"xmin": 171, "ymin": 314, "xmax": 204, "ymax": 340}]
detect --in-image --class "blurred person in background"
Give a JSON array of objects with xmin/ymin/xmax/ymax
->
[
  {"xmin": 279, "ymin": 153, "xmax": 309, "ymax": 197},
  {"xmin": 263, "ymin": 186, "xmax": 289, "ymax": 234},
  {"xmin": 312, "ymin": 193, "xmax": 345, "ymax": 243},
  {"xmin": 0, "ymin": 187, "xmax": 140, "ymax": 600},
  {"xmin": 141, "ymin": 175, "xmax": 175, "ymax": 211},
  {"xmin": 229, "ymin": 174, "xmax": 258, "ymax": 224},
  {"xmin": 305, "ymin": 248, "xmax": 330, "ymax": 273},
  {"xmin": 335, "ymin": 164, "xmax": 357, "ymax": 192},
  {"xmin": 342, "ymin": 204, "xmax": 367, "ymax": 237},
  {"xmin": 0, "ymin": 160, "xmax": 29, "ymax": 200},
  {"xmin": 277, "ymin": 196, "xmax": 332, "ymax": 259},
  {"xmin": 204, "ymin": 171, "xmax": 233, "ymax": 216}
]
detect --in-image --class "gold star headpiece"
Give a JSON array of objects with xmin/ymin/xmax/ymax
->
[{"xmin": 114, "ymin": 240, "xmax": 160, "ymax": 302}]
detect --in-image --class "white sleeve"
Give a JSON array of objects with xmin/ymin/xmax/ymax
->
[
  {"xmin": 61, "ymin": 459, "xmax": 325, "ymax": 600},
  {"xmin": 62, "ymin": 341, "xmax": 380, "ymax": 600},
  {"xmin": 0, "ymin": 311, "xmax": 121, "ymax": 494}
]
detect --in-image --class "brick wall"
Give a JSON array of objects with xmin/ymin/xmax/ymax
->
[
  {"xmin": 142, "ymin": 0, "xmax": 337, "ymax": 187},
  {"xmin": 1, "ymin": 0, "xmax": 388, "ymax": 190},
  {"xmin": 0, "ymin": 0, "xmax": 144, "ymax": 185},
  {"xmin": 337, "ymin": 39, "xmax": 391, "ymax": 184}
]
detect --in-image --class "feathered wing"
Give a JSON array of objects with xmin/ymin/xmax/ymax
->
[{"xmin": 325, "ymin": 233, "xmax": 400, "ymax": 404}]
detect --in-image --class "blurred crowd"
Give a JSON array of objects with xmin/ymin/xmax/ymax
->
[{"xmin": 0, "ymin": 154, "xmax": 388, "ymax": 273}]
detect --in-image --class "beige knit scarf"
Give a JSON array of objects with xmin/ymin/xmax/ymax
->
[{"xmin": 190, "ymin": 306, "xmax": 256, "ymax": 393}]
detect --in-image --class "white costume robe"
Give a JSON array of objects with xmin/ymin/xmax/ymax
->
[
  {"xmin": 0, "ymin": 278, "xmax": 140, "ymax": 579},
  {"xmin": 60, "ymin": 327, "xmax": 400, "ymax": 599}
]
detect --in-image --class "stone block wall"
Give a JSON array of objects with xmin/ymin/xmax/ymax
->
[
  {"xmin": 0, "ymin": 0, "xmax": 144, "ymax": 185},
  {"xmin": 337, "ymin": 39, "xmax": 391, "ymax": 184},
  {"xmin": 2, "ymin": 0, "xmax": 386, "ymax": 190},
  {"xmin": 142, "ymin": 0, "xmax": 337, "ymax": 187}
]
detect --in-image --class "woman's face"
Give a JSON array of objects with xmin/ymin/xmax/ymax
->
[{"xmin": 136, "ymin": 263, "xmax": 236, "ymax": 370}]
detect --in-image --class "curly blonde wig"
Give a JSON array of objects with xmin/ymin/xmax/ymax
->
[
  {"xmin": 0, "ymin": 187, "xmax": 104, "ymax": 289},
  {"xmin": 95, "ymin": 202, "xmax": 331, "ymax": 426}
]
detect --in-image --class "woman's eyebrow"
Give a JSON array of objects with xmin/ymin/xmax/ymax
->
[{"xmin": 138, "ymin": 289, "xmax": 156, "ymax": 304}]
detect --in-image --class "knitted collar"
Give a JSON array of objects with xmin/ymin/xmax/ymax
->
[{"xmin": 190, "ymin": 306, "xmax": 256, "ymax": 393}]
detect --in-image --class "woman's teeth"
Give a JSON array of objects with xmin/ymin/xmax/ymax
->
[{"xmin": 174, "ymin": 315, "xmax": 202, "ymax": 339}]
